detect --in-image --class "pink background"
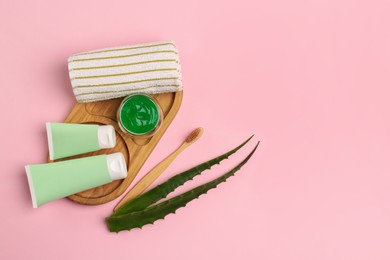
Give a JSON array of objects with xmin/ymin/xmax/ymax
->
[{"xmin": 1, "ymin": 0, "xmax": 390, "ymax": 259}]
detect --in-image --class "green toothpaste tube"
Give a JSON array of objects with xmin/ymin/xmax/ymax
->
[
  {"xmin": 47, "ymin": 123, "xmax": 116, "ymax": 160},
  {"xmin": 25, "ymin": 153, "xmax": 127, "ymax": 208}
]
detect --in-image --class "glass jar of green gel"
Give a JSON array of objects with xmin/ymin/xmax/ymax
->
[{"xmin": 117, "ymin": 94, "xmax": 163, "ymax": 137}]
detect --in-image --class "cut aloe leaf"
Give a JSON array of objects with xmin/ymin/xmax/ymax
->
[
  {"xmin": 107, "ymin": 141, "xmax": 259, "ymax": 232},
  {"xmin": 112, "ymin": 135, "xmax": 254, "ymax": 217}
]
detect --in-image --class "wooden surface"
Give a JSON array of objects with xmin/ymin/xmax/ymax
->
[{"xmin": 49, "ymin": 91, "xmax": 183, "ymax": 205}]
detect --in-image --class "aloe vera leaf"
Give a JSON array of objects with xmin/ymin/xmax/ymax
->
[
  {"xmin": 112, "ymin": 135, "xmax": 254, "ymax": 217},
  {"xmin": 106, "ymin": 141, "xmax": 259, "ymax": 232}
]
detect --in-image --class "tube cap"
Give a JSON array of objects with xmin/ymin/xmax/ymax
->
[
  {"xmin": 98, "ymin": 125, "xmax": 116, "ymax": 149},
  {"xmin": 25, "ymin": 165, "xmax": 38, "ymax": 208},
  {"xmin": 106, "ymin": 152, "xmax": 127, "ymax": 180}
]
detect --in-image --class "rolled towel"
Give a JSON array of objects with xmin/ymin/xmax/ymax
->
[{"xmin": 68, "ymin": 41, "xmax": 182, "ymax": 103}]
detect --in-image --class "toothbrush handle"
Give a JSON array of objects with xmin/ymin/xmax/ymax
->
[{"xmin": 114, "ymin": 143, "xmax": 189, "ymax": 211}]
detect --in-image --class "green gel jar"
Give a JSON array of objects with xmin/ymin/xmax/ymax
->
[{"xmin": 117, "ymin": 94, "xmax": 163, "ymax": 137}]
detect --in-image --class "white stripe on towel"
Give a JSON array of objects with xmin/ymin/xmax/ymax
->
[{"xmin": 69, "ymin": 60, "xmax": 180, "ymax": 79}]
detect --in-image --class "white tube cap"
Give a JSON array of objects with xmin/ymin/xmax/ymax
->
[
  {"xmin": 98, "ymin": 125, "xmax": 116, "ymax": 149},
  {"xmin": 106, "ymin": 152, "xmax": 127, "ymax": 180},
  {"xmin": 25, "ymin": 165, "xmax": 38, "ymax": 208}
]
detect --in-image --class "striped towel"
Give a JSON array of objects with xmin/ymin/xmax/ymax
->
[{"xmin": 68, "ymin": 41, "xmax": 182, "ymax": 103}]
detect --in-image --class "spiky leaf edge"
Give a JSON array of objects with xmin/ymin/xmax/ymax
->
[
  {"xmin": 112, "ymin": 135, "xmax": 254, "ymax": 216},
  {"xmin": 107, "ymin": 141, "xmax": 259, "ymax": 232}
]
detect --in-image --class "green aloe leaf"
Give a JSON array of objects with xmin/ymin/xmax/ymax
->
[
  {"xmin": 112, "ymin": 135, "xmax": 254, "ymax": 217},
  {"xmin": 106, "ymin": 141, "xmax": 259, "ymax": 232}
]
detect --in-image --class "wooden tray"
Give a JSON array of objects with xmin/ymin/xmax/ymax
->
[{"xmin": 50, "ymin": 91, "xmax": 183, "ymax": 205}]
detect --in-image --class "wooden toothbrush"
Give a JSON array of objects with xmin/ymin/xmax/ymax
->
[{"xmin": 114, "ymin": 127, "xmax": 204, "ymax": 211}]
